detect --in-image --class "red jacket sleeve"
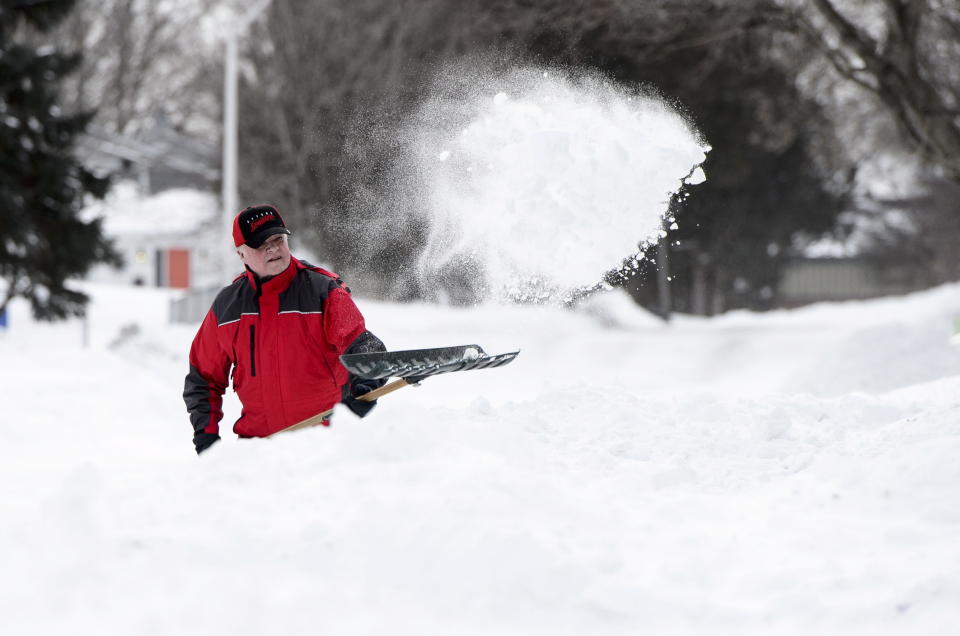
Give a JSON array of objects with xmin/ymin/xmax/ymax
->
[
  {"xmin": 183, "ymin": 308, "xmax": 231, "ymax": 436},
  {"xmin": 323, "ymin": 286, "xmax": 368, "ymax": 355}
]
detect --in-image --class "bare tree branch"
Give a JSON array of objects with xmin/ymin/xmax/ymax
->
[{"xmin": 802, "ymin": 0, "xmax": 960, "ymax": 180}]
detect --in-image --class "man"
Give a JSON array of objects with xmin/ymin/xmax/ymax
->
[{"xmin": 183, "ymin": 204, "xmax": 386, "ymax": 454}]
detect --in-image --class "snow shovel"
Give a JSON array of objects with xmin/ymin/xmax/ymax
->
[{"xmin": 277, "ymin": 344, "xmax": 519, "ymax": 434}]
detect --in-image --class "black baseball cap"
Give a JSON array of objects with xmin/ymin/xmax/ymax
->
[{"xmin": 232, "ymin": 204, "xmax": 292, "ymax": 248}]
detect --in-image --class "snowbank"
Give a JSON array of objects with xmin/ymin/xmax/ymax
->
[{"xmin": 0, "ymin": 282, "xmax": 958, "ymax": 635}]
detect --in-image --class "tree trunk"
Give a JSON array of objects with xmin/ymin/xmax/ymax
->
[{"xmin": 656, "ymin": 232, "xmax": 672, "ymax": 320}]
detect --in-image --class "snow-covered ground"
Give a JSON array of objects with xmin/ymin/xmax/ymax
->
[{"xmin": 1, "ymin": 280, "xmax": 958, "ymax": 635}]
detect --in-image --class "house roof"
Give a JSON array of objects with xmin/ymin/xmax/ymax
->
[
  {"xmin": 84, "ymin": 181, "xmax": 220, "ymax": 238},
  {"xmin": 78, "ymin": 119, "xmax": 219, "ymax": 182}
]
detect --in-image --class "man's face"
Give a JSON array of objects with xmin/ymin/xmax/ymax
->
[{"xmin": 238, "ymin": 234, "xmax": 291, "ymax": 278}]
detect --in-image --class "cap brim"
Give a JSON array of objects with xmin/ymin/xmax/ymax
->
[{"xmin": 245, "ymin": 226, "xmax": 291, "ymax": 248}]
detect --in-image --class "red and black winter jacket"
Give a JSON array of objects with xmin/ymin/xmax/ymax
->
[{"xmin": 183, "ymin": 256, "xmax": 382, "ymax": 438}]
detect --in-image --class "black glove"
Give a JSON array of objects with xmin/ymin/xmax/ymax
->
[
  {"xmin": 194, "ymin": 432, "xmax": 221, "ymax": 454},
  {"xmin": 342, "ymin": 378, "xmax": 386, "ymax": 418}
]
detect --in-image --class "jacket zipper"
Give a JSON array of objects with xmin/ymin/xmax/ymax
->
[{"xmin": 249, "ymin": 324, "xmax": 257, "ymax": 377}]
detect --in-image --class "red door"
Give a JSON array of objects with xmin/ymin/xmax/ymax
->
[{"xmin": 167, "ymin": 248, "xmax": 190, "ymax": 289}]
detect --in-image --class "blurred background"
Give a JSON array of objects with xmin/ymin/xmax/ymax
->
[{"xmin": 2, "ymin": 0, "xmax": 958, "ymax": 321}]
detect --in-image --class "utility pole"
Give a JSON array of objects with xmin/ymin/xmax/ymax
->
[{"xmin": 221, "ymin": 0, "xmax": 272, "ymax": 280}]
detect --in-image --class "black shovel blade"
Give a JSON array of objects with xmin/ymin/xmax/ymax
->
[{"xmin": 340, "ymin": 344, "xmax": 519, "ymax": 380}]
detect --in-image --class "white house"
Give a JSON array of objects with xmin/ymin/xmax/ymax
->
[{"xmin": 83, "ymin": 182, "xmax": 223, "ymax": 290}]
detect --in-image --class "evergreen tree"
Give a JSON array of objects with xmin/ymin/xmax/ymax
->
[{"xmin": 0, "ymin": 0, "xmax": 119, "ymax": 320}]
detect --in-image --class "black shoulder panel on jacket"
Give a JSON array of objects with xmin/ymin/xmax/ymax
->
[
  {"xmin": 211, "ymin": 279, "xmax": 257, "ymax": 325},
  {"xmin": 278, "ymin": 268, "xmax": 339, "ymax": 314}
]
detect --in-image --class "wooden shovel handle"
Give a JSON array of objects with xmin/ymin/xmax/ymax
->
[
  {"xmin": 359, "ymin": 378, "xmax": 412, "ymax": 401},
  {"xmin": 275, "ymin": 378, "xmax": 413, "ymax": 435}
]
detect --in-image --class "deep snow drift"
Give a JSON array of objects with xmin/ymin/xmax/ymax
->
[{"xmin": 1, "ymin": 281, "xmax": 958, "ymax": 635}]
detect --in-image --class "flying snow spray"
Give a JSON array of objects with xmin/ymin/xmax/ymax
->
[{"xmin": 392, "ymin": 66, "xmax": 708, "ymax": 303}]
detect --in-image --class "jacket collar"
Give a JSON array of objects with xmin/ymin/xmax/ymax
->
[{"xmin": 244, "ymin": 256, "xmax": 302, "ymax": 295}]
